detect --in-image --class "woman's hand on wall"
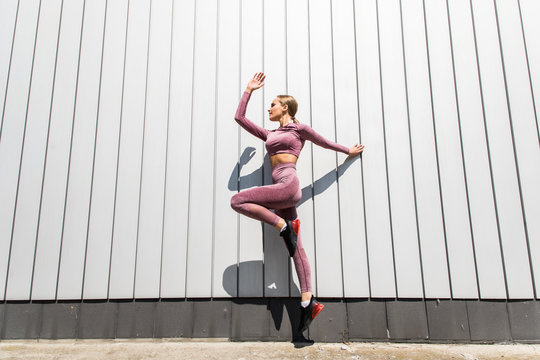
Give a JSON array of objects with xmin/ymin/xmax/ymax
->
[{"xmin": 348, "ymin": 144, "xmax": 364, "ymax": 157}]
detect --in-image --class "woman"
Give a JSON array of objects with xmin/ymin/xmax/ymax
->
[{"xmin": 231, "ymin": 72, "xmax": 364, "ymax": 333}]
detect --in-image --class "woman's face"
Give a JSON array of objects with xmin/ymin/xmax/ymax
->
[{"xmin": 268, "ymin": 97, "xmax": 287, "ymax": 122}]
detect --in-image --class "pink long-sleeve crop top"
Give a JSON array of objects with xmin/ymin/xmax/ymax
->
[{"xmin": 234, "ymin": 91, "xmax": 349, "ymax": 158}]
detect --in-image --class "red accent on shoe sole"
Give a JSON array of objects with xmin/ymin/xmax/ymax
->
[
  {"xmin": 292, "ymin": 219, "xmax": 300, "ymax": 235},
  {"xmin": 312, "ymin": 303, "xmax": 324, "ymax": 319}
]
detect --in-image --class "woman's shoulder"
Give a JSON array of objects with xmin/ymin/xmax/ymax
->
[
  {"xmin": 294, "ymin": 122, "xmax": 316, "ymax": 135},
  {"xmin": 294, "ymin": 122, "xmax": 310, "ymax": 131},
  {"xmin": 273, "ymin": 122, "xmax": 306, "ymax": 131}
]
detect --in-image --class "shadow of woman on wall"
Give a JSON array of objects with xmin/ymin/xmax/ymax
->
[{"xmin": 222, "ymin": 147, "xmax": 360, "ymax": 345}]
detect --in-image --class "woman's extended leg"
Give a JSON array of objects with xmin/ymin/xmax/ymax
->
[
  {"xmin": 276, "ymin": 206, "xmax": 323, "ymax": 333},
  {"xmin": 275, "ymin": 207, "xmax": 311, "ymax": 300}
]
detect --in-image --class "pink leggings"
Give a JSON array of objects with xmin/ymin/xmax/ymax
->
[{"xmin": 230, "ymin": 163, "xmax": 312, "ymax": 293}]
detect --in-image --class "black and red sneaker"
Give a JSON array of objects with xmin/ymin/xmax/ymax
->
[
  {"xmin": 298, "ymin": 297, "xmax": 325, "ymax": 333},
  {"xmin": 280, "ymin": 219, "xmax": 300, "ymax": 257}
]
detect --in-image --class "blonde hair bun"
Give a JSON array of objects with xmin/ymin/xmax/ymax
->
[{"xmin": 277, "ymin": 95, "xmax": 299, "ymax": 123}]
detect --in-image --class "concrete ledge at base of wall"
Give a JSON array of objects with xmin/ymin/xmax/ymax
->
[{"xmin": 0, "ymin": 299, "xmax": 539, "ymax": 343}]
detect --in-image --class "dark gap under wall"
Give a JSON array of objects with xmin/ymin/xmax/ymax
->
[{"xmin": 0, "ymin": 299, "xmax": 539, "ymax": 343}]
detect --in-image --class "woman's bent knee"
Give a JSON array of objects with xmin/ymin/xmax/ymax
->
[{"xmin": 230, "ymin": 193, "xmax": 243, "ymax": 212}]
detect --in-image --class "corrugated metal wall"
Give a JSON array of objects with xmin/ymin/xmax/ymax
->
[{"xmin": 0, "ymin": 0, "xmax": 539, "ymax": 301}]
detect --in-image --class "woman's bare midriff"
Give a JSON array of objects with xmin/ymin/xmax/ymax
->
[{"xmin": 270, "ymin": 153, "xmax": 298, "ymax": 167}]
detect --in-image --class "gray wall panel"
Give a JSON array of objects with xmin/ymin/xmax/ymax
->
[
  {"xmin": 159, "ymin": 0, "xmax": 195, "ymax": 299},
  {"xmin": 82, "ymin": 0, "xmax": 129, "ymax": 300},
  {"xmin": 30, "ymin": 0, "xmax": 85, "ymax": 301},
  {"xmin": 378, "ymin": 0, "xmax": 423, "ymax": 298},
  {"xmin": 401, "ymin": 0, "xmax": 450, "ymax": 299},
  {"xmin": 8, "ymin": 0, "xmax": 62, "ymax": 300},
  {"xmin": 185, "ymin": 0, "xmax": 218, "ymax": 297},
  {"xmin": 134, "ymin": 0, "xmax": 172, "ymax": 299},
  {"xmin": 14, "ymin": 0, "xmax": 83, "ymax": 301},
  {"xmin": 108, "ymin": 0, "xmax": 150, "ymax": 299},
  {"xmin": 425, "ymin": 0, "xmax": 479, "ymax": 299},
  {"xmin": 309, "ymin": 0, "xmax": 343, "ymax": 298},
  {"xmin": 332, "ymin": 0, "xmax": 369, "ymax": 298},
  {"xmin": 448, "ymin": 0, "xmax": 506, "ymax": 299},
  {"xmin": 55, "ymin": 0, "xmax": 107, "ymax": 301},
  {"xmin": 520, "ymin": 0, "xmax": 540, "ymax": 296},
  {"xmin": 471, "ymin": 0, "xmax": 531, "ymax": 299},
  {"xmin": 212, "ymin": 0, "xmax": 240, "ymax": 298},
  {"xmin": 0, "ymin": 0, "xmax": 41, "ymax": 300},
  {"xmin": 354, "ymin": 0, "xmax": 395, "ymax": 298},
  {"xmin": 495, "ymin": 0, "xmax": 538, "ymax": 299}
]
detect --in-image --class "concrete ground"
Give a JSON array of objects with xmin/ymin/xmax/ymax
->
[{"xmin": 0, "ymin": 340, "xmax": 539, "ymax": 360}]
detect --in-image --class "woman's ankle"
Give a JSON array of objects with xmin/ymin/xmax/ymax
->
[
  {"xmin": 275, "ymin": 218, "xmax": 286, "ymax": 231},
  {"xmin": 301, "ymin": 292, "xmax": 312, "ymax": 302}
]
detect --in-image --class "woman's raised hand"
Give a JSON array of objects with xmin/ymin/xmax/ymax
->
[
  {"xmin": 246, "ymin": 72, "xmax": 266, "ymax": 93},
  {"xmin": 348, "ymin": 144, "xmax": 365, "ymax": 157}
]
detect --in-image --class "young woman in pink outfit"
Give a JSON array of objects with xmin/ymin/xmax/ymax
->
[{"xmin": 231, "ymin": 72, "xmax": 364, "ymax": 333}]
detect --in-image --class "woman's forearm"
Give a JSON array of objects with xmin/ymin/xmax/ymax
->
[{"xmin": 234, "ymin": 91, "xmax": 269, "ymax": 141}]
